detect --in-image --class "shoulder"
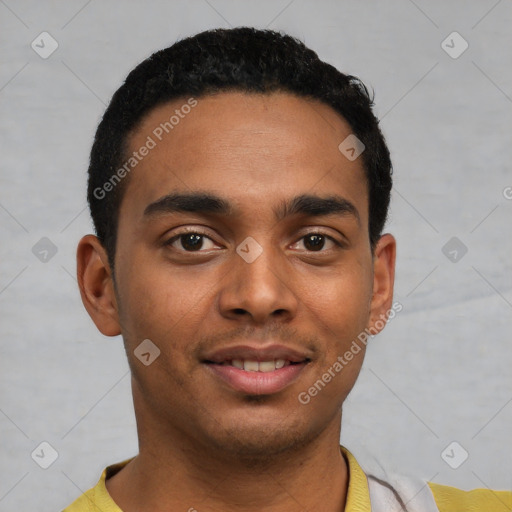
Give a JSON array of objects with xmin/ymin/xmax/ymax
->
[
  {"xmin": 367, "ymin": 474, "xmax": 512, "ymax": 512},
  {"xmin": 62, "ymin": 485, "xmax": 102, "ymax": 512},
  {"xmin": 62, "ymin": 460, "xmax": 131, "ymax": 512},
  {"xmin": 428, "ymin": 481, "xmax": 512, "ymax": 512}
]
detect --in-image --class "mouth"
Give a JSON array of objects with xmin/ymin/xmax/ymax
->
[
  {"xmin": 207, "ymin": 358, "xmax": 303, "ymax": 372},
  {"xmin": 202, "ymin": 344, "xmax": 312, "ymax": 395}
]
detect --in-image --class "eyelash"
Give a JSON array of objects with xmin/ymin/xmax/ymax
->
[{"xmin": 164, "ymin": 228, "xmax": 343, "ymax": 253}]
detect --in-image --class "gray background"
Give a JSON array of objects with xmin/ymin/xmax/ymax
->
[{"xmin": 1, "ymin": 1, "xmax": 511, "ymax": 510}]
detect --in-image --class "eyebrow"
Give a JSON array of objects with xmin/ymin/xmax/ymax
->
[{"xmin": 143, "ymin": 192, "xmax": 360, "ymax": 224}]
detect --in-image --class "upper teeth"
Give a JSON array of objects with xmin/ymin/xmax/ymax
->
[{"xmin": 231, "ymin": 359, "xmax": 288, "ymax": 372}]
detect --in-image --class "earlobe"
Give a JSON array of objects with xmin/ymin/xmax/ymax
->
[
  {"xmin": 76, "ymin": 234, "xmax": 121, "ymax": 337},
  {"xmin": 368, "ymin": 233, "xmax": 396, "ymax": 334}
]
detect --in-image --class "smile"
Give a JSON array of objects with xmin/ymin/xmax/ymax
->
[
  {"xmin": 202, "ymin": 343, "xmax": 312, "ymax": 395},
  {"xmin": 216, "ymin": 359, "xmax": 294, "ymax": 372},
  {"xmin": 205, "ymin": 361, "xmax": 309, "ymax": 395}
]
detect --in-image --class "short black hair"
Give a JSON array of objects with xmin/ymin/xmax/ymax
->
[{"xmin": 87, "ymin": 27, "xmax": 392, "ymax": 269}]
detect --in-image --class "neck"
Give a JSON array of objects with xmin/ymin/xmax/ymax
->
[{"xmin": 107, "ymin": 396, "xmax": 348, "ymax": 512}]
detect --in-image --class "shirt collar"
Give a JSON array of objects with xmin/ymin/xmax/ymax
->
[
  {"xmin": 97, "ymin": 445, "xmax": 372, "ymax": 511},
  {"xmin": 340, "ymin": 445, "xmax": 372, "ymax": 511}
]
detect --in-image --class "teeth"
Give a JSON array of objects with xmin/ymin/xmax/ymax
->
[
  {"xmin": 229, "ymin": 359, "xmax": 290, "ymax": 372},
  {"xmin": 243, "ymin": 360, "xmax": 259, "ymax": 372},
  {"xmin": 259, "ymin": 361, "xmax": 276, "ymax": 373}
]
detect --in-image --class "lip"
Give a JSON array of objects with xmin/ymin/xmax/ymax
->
[
  {"xmin": 201, "ymin": 343, "xmax": 312, "ymax": 396},
  {"xmin": 202, "ymin": 343, "xmax": 312, "ymax": 364},
  {"xmin": 205, "ymin": 362, "xmax": 308, "ymax": 395}
]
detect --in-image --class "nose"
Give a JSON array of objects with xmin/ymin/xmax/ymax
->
[{"xmin": 217, "ymin": 243, "xmax": 298, "ymax": 325}]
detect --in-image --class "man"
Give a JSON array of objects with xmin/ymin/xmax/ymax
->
[{"xmin": 65, "ymin": 27, "xmax": 511, "ymax": 511}]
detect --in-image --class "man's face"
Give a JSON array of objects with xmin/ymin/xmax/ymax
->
[{"xmin": 104, "ymin": 92, "xmax": 392, "ymax": 458}]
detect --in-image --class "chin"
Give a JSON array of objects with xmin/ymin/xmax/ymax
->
[{"xmin": 201, "ymin": 407, "xmax": 323, "ymax": 464}]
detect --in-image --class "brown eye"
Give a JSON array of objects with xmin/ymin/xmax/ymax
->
[
  {"xmin": 165, "ymin": 231, "xmax": 218, "ymax": 252},
  {"xmin": 291, "ymin": 232, "xmax": 340, "ymax": 252},
  {"xmin": 303, "ymin": 234, "xmax": 326, "ymax": 251},
  {"xmin": 179, "ymin": 233, "xmax": 204, "ymax": 251}
]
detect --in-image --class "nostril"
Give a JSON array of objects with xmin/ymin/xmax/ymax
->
[{"xmin": 233, "ymin": 308, "xmax": 246, "ymax": 315}]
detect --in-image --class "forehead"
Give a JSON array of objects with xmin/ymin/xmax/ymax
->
[{"xmin": 121, "ymin": 91, "xmax": 368, "ymax": 223}]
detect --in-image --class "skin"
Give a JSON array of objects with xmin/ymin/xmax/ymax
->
[{"xmin": 77, "ymin": 91, "xmax": 396, "ymax": 512}]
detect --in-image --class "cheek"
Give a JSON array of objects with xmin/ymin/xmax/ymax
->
[
  {"xmin": 299, "ymin": 263, "xmax": 373, "ymax": 341},
  {"xmin": 115, "ymin": 263, "xmax": 211, "ymax": 401},
  {"xmin": 115, "ymin": 249, "xmax": 225, "ymax": 364},
  {"xmin": 295, "ymin": 261, "xmax": 372, "ymax": 401}
]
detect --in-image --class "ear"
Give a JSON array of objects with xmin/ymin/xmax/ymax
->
[
  {"xmin": 76, "ymin": 234, "xmax": 121, "ymax": 336},
  {"xmin": 368, "ymin": 233, "xmax": 396, "ymax": 334}
]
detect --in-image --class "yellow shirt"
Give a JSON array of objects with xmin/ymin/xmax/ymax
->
[{"xmin": 63, "ymin": 446, "xmax": 512, "ymax": 511}]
